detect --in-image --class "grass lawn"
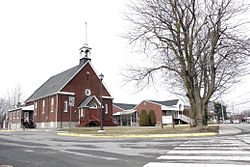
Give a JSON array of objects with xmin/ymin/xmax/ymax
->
[{"xmin": 60, "ymin": 124, "xmax": 219, "ymax": 135}]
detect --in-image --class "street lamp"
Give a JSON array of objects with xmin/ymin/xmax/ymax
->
[{"xmin": 99, "ymin": 73, "xmax": 104, "ymax": 132}]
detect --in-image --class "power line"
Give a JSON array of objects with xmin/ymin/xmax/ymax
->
[
  {"xmin": 223, "ymin": 91, "xmax": 250, "ymax": 101},
  {"xmin": 227, "ymin": 100, "xmax": 250, "ymax": 107}
]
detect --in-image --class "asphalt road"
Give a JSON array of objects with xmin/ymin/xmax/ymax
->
[{"xmin": 0, "ymin": 124, "xmax": 250, "ymax": 167}]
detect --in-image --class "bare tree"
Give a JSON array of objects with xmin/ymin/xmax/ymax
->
[
  {"xmin": 124, "ymin": 0, "xmax": 250, "ymax": 126},
  {"xmin": 6, "ymin": 84, "xmax": 25, "ymax": 109},
  {"xmin": 0, "ymin": 98, "xmax": 8, "ymax": 126}
]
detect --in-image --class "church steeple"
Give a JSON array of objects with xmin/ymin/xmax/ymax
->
[{"xmin": 79, "ymin": 22, "xmax": 91, "ymax": 65}]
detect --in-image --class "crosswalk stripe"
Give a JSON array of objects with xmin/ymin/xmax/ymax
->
[
  {"xmin": 168, "ymin": 150, "xmax": 250, "ymax": 154},
  {"xmin": 144, "ymin": 162, "xmax": 250, "ymax": 167},
  {"xmin": 144, "ymin": 135, "xmax": 250, "ymax": 167},
  {"xmin": 158, "ymin": 155, "xmax": 250, "ymax": 161},
  {"xmin": 179, "ymin": 144, "xmax": 247, "ymax": 146},
  {"xmin": 174, "ymin": 146, "xmax": 250, "ymax": 150}
]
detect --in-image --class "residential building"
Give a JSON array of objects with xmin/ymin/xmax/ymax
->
[
  {"xmin": 113, "ymin": 103, "xmax": 137, "ymax": 126},
  {"xmin": 113, "ymin": 99, "xmax": 192, "ymax": 126}
]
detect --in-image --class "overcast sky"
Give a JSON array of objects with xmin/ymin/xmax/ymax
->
[{"xmin": 0, "ymin": 0, "xmax": 249, "ymax": 113}]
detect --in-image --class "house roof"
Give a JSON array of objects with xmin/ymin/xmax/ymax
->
[
  {"xmin": 113, "ymin": 103, "xmax": 136, "ymax": 110},
  {"xmin": 25, "ymin": 59, "xmax": 89, "ymax": 103},
  {"xmin": 149, "ymin": 99, "xmax": 179, "ymax": 106},
  {"xmin": 8, "ymin": 105, "xmax": 34, "ymax": 112}
]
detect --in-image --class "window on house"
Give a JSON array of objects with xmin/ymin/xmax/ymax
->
[
  {"xmin": 137, "ymin": 112, "xmax": 140, "ymax": 118},
  {"xmin": 17, "ymin": 111, "xmax": 20, "ymax": 119},
  {"xmin": 9, "ymin": 112, "xmax": 12, "ymax": 120},
  {"xmin": 34, "ymin": 101, "xmax": 37, "ymax": 115},
  {"xmin": 64, "ymin": 100, "xmax": 68, "ymax": 112},
  {"xmin": 42, "ymin": 100, "xmax": 45, "ymax": 114},
  {"xmin": 105, "ymin": 104, "xmax": 108, "ymax": 114},
  {"xmin": 13, "ymin": 112, "xmax": 16, "ymax": 119},
  {"xmin": 51, "ymin": 97, "xmax": 54, "ymax": 112}
]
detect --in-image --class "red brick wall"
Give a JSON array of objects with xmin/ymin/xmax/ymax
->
[
  {"xmin": 26, "ymin": 62, "xmax": 113, "ymax": 125},
  {"xmin": 33, "ymin": 95, "xmax": 57, "ymax": 123},
  {"xmin": 135, "ymin": 100, "xmax": 162, "ymax": 124},
  {"xmin": 8, "ymin": 109, "xmax": 22, "ymax": 124},
  {"xmin": 57, "ymin": 94, "xmax": 80, "ymax": 122},
  {"xmin": 103, "ymin": 98, "xmax": 113, "ymax": 119},
  {"xmin": 59, "ymin": 62, "xmax": 113, "ymax": 122},
  {"xmin": 113, "ymin": 105, "xmax": 122, "ymax": 114}
]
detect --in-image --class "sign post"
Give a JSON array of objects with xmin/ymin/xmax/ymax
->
[{"xmin": 69, "ymin": 96, "xmax": 75, "ymax": 133}]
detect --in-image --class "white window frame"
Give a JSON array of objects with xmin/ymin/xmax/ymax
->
[
  {"xmin": 42, "ymin": 99, "xmax": 45, "ymax": 114},
  {"xmin": 105, "ymin": 104, "xmax": 108, "ymax": 114},
  {"xmin": 137, "ymin": 112, "xmax": 140, "ymax": 118},
  {"xmin": 9, "ymin": 112, "xmax": 12, "ymax": 120},
  {"xmin": 17, "ymin": 111, "xmax": 20, "ymax": 119},
  {"xmin": 13, "ymin": 112, "xmax": 16, "ymax": 119},
  {"xmin": 51, "ymin": 97, "xmax": 54, "ymax": 112},
  {"xmin": 64, "ymin": 100, "xmax": 68, "ymax": 112},
  {"xmin": 34, "ymin": 101, "xmax": 37, "ymax": 115}
]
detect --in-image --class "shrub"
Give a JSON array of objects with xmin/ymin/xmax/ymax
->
[
  {"xmin": 139, "ymin": 110, "xmax": 149, "ymax": 126},
  {"xmin": 149, "ymin": 110, "xmax": 156, "ymax": 126}
]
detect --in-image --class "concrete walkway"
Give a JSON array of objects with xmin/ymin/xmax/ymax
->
[
  {"xmin": 2, "ymin": 124, "xmax": 242, "ymax": 138},
  {"xmin": 219, "ymin": 124, "xmax": 242, "ymax": 135}
]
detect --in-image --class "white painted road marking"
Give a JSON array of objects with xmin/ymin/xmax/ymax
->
[
  {"xmin": 143, "ymin": 134, "xmax": 250, "ymax": 167},
  {"xmin": 144, "ymin": 162, "xmax": 250, "ymax": 167},
  {"xmin": 167, "ymin": 150, "xmax": 250, "ymax": 154},
  {"xmin": 158, "ymin": 155, "xmax": 250, "ymax": 161}
]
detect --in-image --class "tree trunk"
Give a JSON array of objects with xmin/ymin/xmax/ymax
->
[{"xmin": 194, "ymin": 103, "xmax": 203, "ymax": 127}]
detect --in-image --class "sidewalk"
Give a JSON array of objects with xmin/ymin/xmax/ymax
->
[
  {"xmin": 219, "ymin": 124, "xmax": 242, "ymax": 135},
  {"xmin": 3, "ymin": 125, "xmax": 240, "ymax": 138},
  {"xmin": 57, "ymin": 124, "xmax": 243, "ymax": 138}
]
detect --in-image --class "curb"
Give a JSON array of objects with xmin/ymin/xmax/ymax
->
[
  {"xmin": 57, "ymin": 132, "xmax": 217, "ymax": 138},
  {"xmin": 0, "ymin": 130, "xmax": 16, "ymax": 133}
]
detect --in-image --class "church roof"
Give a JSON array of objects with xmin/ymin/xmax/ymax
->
[{"xmin": 25, "ymin": 60, "xmax": 89, "ymax": 103}]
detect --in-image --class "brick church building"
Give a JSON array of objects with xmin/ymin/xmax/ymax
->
[{"xmin": 8, "ymin": 44, "xmax": 116, "ymax": 129}]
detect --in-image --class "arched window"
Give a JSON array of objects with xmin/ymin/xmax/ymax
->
[{"xmin": 89, "ymin": 102, "xmax": 97, "ymax": 108}]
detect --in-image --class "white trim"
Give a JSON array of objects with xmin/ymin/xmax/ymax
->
[
  {"xmin": 102, "ymin": 96, "xmax": 113, "ymax": 99},
  {"xmin": 7, "ymin": 108, "xmax": 22, "ymax": 112},
  {"xmin": 22, "ymin": 105, "xmax": 34, "ymax": 111},
  {"xmin": 92, "ymin": 96, "xmax": 102, "ymax": 106},
  {"xmin": 78, "ymin": 95, "xmax": 103, "ymax": 109},
  {"xmin": 113, "ymin": 110, "xmax": 136, "ymax": 116},
  {"xmin": 25, "ymin": 92, "xmax": 58, "ymax": 103},
  {"xmin": 57, "ymin": 91, "xmax": 75, "ymax": 95}
]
